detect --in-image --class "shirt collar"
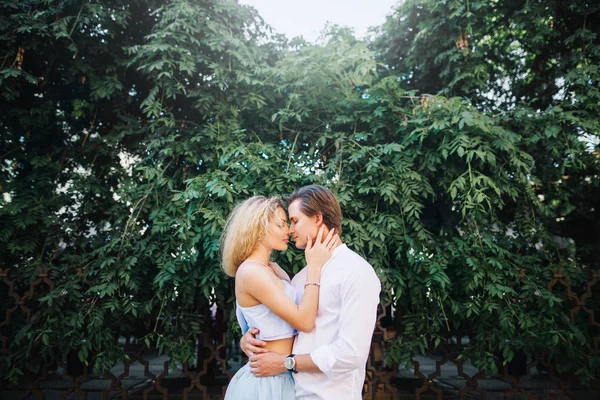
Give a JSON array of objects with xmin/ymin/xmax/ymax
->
[
  {"xmin": 331, "ymin": 243, "xmax": 347, "ymax": 257},
  {"xmin": 321, "ymin": 243, "xmax": 347, "ymax": 272}
]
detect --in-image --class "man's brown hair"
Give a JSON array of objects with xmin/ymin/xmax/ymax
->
[{"xmin": 286, "ymin": 185, "xmax": 342, "ymax": 234}]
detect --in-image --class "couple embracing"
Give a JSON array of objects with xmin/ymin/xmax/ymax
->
[{"xmin": 221, "ymin": 185, "xmax": 381, "ymax": 399}]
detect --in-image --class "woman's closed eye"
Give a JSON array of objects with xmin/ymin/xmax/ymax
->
[{"xmin": 276, "ymin": 218, "xmax": 289, "ymax": 229}]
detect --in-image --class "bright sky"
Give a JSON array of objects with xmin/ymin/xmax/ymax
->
[{"xmin": 238, "ymin": 0, "xmax": 399, "ymax": 42}]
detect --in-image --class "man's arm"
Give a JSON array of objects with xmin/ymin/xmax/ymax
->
[
  {"xmin": 307, "ymin": 267, "xmax": 380, "ymax": 378},
  {"xmin": 248, "ymin": 352, "xmax": 320, "ymax": 376},
  {"xmin": 249, "ymin": 267, "xmax": 381, "ymax": 378}
]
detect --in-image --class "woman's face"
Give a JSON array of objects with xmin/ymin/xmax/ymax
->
[{"xmin": 263, "ymin": 207, "xmax": 290, "ymax": 251}]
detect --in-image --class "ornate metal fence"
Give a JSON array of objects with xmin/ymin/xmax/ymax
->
[{"xmin": 1, "ymin": 268, "xmax": 599, "ymax": 399}]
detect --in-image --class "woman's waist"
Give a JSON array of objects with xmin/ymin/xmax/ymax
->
[{"xmin": 263, "ymin": 336, "xmax": 294, "ymax": 355}]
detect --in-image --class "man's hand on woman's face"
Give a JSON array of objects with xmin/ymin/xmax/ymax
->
[{"xmin": 240, "ymin": 327, "xmax": 268, "ymax": 356}]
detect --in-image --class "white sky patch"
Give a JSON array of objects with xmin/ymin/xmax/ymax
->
[
  {"xmin": 74, "ymin": 165, "xmax": 92, "ymax": 176},
  {"xmin": 119, "ymin": 151, "xmax": 141, "ymax": 176},
  {"xmin": 56, "ymin": 181, "xmax": 72, "ymax": 195},
  {"xmin": 239, "ymin": 0, "xmax": 398, "ymax": 42},
  {"xmin": 579, "ymin": 131, "xmax": 599, "ymax": 152}
]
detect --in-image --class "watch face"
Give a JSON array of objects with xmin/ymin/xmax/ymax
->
[{"xmin": 284, "ymin": 357, "xmax": 294, "ymax": 370}]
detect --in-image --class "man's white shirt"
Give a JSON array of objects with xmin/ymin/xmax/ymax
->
[{"xmin": 291, "ymin": 244, "xmax": 381, "ymax": 400}]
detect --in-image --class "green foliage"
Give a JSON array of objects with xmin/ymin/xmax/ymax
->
[
  {"xmin": 1, "ymin": 0, "xmax": 599, "ymax": 386},
  {"xmin": 373, "ymin": 0, "xmax": 600, "ymax": 382}
]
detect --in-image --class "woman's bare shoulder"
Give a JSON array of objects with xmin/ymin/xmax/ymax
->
[{"xmin": 236, "ymin": 261, "xmax": 273, "ymax": 283}]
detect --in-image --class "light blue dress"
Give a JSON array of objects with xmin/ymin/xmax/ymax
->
[{"xmin": 225, "ymin": 280, "xmax": 298, "ymax": 400}]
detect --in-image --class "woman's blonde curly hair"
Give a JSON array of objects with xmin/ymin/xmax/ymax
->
[{"xmin": 220, "ymin": 196, "xmax": 284, "ymax": 277}]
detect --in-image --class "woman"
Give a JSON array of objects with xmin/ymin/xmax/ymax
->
[{"xmin": 221, "ymin": 196, "xmax": 338, "ymax": 399}]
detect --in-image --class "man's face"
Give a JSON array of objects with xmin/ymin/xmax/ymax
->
[{"xmin": 287, "ymin": 199, "xmax": 320, "ymax": 250}]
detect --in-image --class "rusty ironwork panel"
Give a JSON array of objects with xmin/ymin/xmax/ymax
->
[{"xmin": 0, "ymin": 269, "xmax": 598, "ymax": 399}]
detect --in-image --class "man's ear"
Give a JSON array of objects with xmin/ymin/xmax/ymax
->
[{"xmin": 314, "ymin": 213, "xmax": 324, "ymax": 226}]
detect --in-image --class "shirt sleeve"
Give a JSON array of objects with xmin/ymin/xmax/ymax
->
[{"xmin": 309, "ymin": 265, "xmax": 381, "ymax": 379}]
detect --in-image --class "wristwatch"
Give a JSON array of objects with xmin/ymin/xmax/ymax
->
[{"xmin": 284, "ymin": 354, "xmax": 297, "ymax": 373}]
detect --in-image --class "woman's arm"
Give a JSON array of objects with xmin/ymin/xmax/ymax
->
[{"xmin": 239, "ymin": 227, "xmax": 338, "ymax": 332}]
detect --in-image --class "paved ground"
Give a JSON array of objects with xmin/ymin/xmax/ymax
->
[{"xmin": 3, "ymin": 351, "xmax": 597, "ymax": 400}]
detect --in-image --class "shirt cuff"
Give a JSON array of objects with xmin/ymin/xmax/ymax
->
[{"xmin": 309, "ymin": 345, "xmax": 337, "ymax": 379}]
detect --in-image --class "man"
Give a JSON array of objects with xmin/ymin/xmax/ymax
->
[{"xmin": 240, "ymin": 185, "xmax": 381, "ymax": 399}]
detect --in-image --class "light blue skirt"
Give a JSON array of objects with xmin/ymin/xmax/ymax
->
[{"xmin": 225, "ymin": 362, "xmax": 295, "ymax": 400}]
